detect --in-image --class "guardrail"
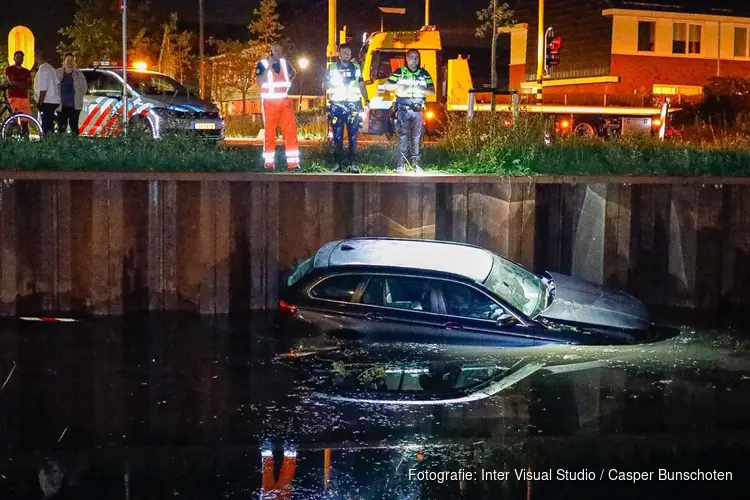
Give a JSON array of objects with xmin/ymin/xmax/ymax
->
[{"xmin": 467, "ymin": 88, "xmax": 519, "ymax": 121}]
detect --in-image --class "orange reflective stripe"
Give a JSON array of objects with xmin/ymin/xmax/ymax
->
[{"xmin": 261, "ymin": 58, "xmax": 291, "ymax": 99}]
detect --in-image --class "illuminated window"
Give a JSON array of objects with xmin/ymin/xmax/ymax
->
[
  {"xmin": 689, "ymin": 25, "xmax": 702, "ymax": 54},
  {"xmin": 735, "ymin": 27, "xmax": 749, "ymax": 58},
  {"xmin": 653, "ymin": 84, "xmax": 703, "ymax": 96},
  {"xmin": 638, "ymin": 21, "xmax": 655, "ymax": 52},
  {"xmin": 673, "ymin": 23, "xmax": 701, "ymax": 54}
]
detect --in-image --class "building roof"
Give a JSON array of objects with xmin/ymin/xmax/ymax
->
[
  {"xmin": 607, "ymin": 0, "xmax": 750, "ymax": 17},
  {"xmin": 315, "ymin": 238, "xmax": 495, "ymax": 283}
]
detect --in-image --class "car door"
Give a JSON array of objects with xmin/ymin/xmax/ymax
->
[
  {"xmin": 304, "ymin": 273, "xmax": 372, "ymax": 337},
  {"xmin": 436, "ymin": 280, "xmax": 544, "ymax": 347},
  {"xmin": 79, "ymin": 72, "xmax": 123, "ymax": 137},
  {"xmin": 356, "ymin": 274, "xmax": 446, "ymax": 344}
]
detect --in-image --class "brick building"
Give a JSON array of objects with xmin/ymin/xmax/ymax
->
[{"xmin": 506, "ymin": 0, "xmax": 750, "ymax": 105}]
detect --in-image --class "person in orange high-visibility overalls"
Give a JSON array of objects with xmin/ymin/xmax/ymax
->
[{"xmin": 256, "ymin": 43, "xmax": 301, "ymax": 170}]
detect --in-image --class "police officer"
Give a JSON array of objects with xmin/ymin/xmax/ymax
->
[
  {"xmin": 384, "ymin": 49, "xmax": 435, "ymax": 174},
  {"xmin": 324, "ymin": 44, "xmax": 370, "ymax": 173}
]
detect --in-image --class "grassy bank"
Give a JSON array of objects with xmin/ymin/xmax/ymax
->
[{"xmin": 0, "ymin": 115, "xmax": 749, "ymax": 175}]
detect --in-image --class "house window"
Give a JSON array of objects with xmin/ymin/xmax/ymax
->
[
  {"xmin": 638, "ymin": 21, "xmax": 655, "ymax": 52},
  {"xmin": 689, "ymin": 25, "xmax": 702, "ymax": 54},
  {"xmin": 735, "ymin": 27, "xmax": 749, "ymax": 58},
  {"xmin": 673, "ymin": 23, "xmax": 701, "ymax": 54}
]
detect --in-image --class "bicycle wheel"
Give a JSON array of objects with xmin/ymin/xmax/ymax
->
[{"xmin": 1, "ymin": 112, "xmax": 43, "ymax": 141}]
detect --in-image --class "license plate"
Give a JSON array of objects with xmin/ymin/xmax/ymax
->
[{"xmin": 193, "ymin": 122, "xmax": 216, "ymax": 130}]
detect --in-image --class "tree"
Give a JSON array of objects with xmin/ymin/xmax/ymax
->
[
  {"xmin": 248, "ymin": 0, "xmax": 283, "ymax": 55},
  {"xmin": 476, "ymin": 1, "xmax": 514, "ymax": 90},
  {"xmin": 159, "ymin": 13, "xmax": 195, "ymax": 84},
  {"xmin": 58, "ymin": 0, "xmax": 156, "ymax": 66},
  {"xmin": 210, "ymin": 41, "xmax": 257, "ymax": 115},
  {"xmin": 0, "ymin": 45, "xmax": 8, "ymax": 86}
]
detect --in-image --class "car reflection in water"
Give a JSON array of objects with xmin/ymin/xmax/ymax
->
[{"xmin": 277, "ymin": 340, "xmax": 606, "ymax": 406}]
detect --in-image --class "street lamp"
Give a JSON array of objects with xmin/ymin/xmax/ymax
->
[{"xmin": 298, "ymin": 57, "xmax": 310, "ymax": 70}]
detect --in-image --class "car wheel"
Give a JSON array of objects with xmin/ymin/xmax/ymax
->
[
  {"xmin": 128, "ymin": 116, "xmax": 153, "ymax": 139},
  {"xmin": 574, "ymin": 122, "xmax": 596, "ymax": 137}
]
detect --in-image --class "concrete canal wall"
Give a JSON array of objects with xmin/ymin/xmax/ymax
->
[{"xmin": 0, "ymin": 172, "xmax": 748, "ymax": 316}]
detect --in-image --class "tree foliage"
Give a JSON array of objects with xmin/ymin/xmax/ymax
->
[
  {"xmin": 58, "ymin": 0, "xmax": 156, "ymax": 66},
  {"xmin": 159, "ymin": 13, "xmax": 195, "ymax": 84},
  {"xmin": 475, "ymin": 1, "xmax": 514, "ymax": 38},
  {"xmin": 248, "ymin": 0, "xmax": 284, "ymax": 53},
  {"xmin": 0, "ymin": 44, "xmax": 8, "ymax": 86}
]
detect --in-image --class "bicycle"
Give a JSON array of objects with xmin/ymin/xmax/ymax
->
[{"xmin": 0, "ymin": 85, "xmax": 43, "ymax": 140}]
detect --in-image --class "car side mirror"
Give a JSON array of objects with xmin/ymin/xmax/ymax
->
[{"xmin": 496, "ymin": 313, "xmax": 517, "ymax": 327}]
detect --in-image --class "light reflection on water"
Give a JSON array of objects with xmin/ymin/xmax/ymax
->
[{"xmin": 0, "ymin": 315, "xmax": 748, "ymax": 498}]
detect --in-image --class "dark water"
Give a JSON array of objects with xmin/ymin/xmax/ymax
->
[{"xmin": 1, "ymin": 313, "xmax": 749, "ymax": 499}]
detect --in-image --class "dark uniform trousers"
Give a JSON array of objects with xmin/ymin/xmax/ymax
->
[
  {"xmin": 395, "ymin": 101, "xmax": 425, "ymax": 169},
  {"xmin": 329, "ymin": 102, "xmax": 362, "ymax": 165}
]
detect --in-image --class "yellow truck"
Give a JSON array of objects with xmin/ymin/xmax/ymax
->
[{"xmin": 358, "ymin": 26, "xmax": 668, "ymax": 138}]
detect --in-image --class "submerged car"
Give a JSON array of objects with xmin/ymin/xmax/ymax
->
[
  {"xmin": 77, "ymin": 66, "xmax": 224, "ymax": 140},
  {"xmin": 277, "ymin": 238, "xmax": 653, "ymax": 346}
]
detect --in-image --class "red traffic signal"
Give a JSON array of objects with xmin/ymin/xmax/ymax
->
[{"xmin": 546, "ymin": 36, "xmax": 562, "ymax": 67}]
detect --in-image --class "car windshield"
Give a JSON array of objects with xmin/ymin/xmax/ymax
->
[
  {"xmin": 127, "ymin": 72, "xmax": 189, "ymax": 96},
  {"xmin": 483, "ymin": 253, "xmax": 545, "ymax": 318}
]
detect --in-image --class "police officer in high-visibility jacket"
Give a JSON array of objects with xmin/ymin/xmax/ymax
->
[
  {"xmin": 324, "ymin": 44, "xmax": 370, "ymax": 173},
  {"xmin": 384, "ymin": 49, "xmax": 435, "ymax": 174},
  {"xmin": 256, "ymin": 42, "xmax": 300, "ymax": 170}
]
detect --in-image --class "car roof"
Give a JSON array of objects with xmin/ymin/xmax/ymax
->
[{"xmin": 313, "ymin": 238, "xmax": 494, "ymax": 283}]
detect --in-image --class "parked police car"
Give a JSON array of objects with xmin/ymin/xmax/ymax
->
[{"xmin": 77, "ymin": 65, "xmax": 224, "ymax": 139}]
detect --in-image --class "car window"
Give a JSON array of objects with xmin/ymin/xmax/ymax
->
[
  {"xmin": 371, "ymin": 51, "xmax": 406, "ymax": 80},
  {"xmin": 86, "ymin": 73, "xmax": 122, "ymax": 96},
  {"xmin": 361, "ymin": 276, "xmax": 432, "ymax": 312},
  {"xmin": 441, "ymin": 281, "xmax": 506, "ymax": 321},
  {"xmin": 127, "ymin": 72, "xmax": 189, "ymax": 96},
  {"xmin": 310, "ymin": 274, "xmax": 363, "ymax": 302}
]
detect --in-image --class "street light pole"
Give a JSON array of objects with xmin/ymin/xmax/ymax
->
[
  {"xmin": 199, "ymin": 0, "xmax": 205, "ymax": 99},
  {"xmin": 536, "ymin": 0, "xmax": 544, "ymax": 104},
  {"xmin": 122, "ymin": 0, "xmax": 128, "ymax": 134}
]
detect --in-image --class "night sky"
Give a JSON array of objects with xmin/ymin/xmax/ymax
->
[
  {"xmin": 2, "ymin": 0, "xmax": 490, "ymax": 53},
  {"xmin": 2, "ymin": 0, "xmax": 499, "ymax": 86}
]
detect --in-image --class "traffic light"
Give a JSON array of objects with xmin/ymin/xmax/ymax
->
[{"xmin": 545, "ymin": 34, "xmax": 562, "ymax": 74}]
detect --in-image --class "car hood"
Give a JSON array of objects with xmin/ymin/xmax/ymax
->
[
  {"xmin": 538, "ymin": 272, "xmax": 650, "ymax": 331},
  {"xmin": 142, "ymin": 94, "xmax": 219, "ymax": 114}
]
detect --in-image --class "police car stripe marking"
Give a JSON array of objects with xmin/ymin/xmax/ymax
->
[
  {"xmin": 81, "ymin": 97, "xmax": 116, "ymax": 135},
  {"xmin": 86, "ymin": 98, "xmax": 119, "ymax": 136}
]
